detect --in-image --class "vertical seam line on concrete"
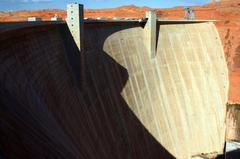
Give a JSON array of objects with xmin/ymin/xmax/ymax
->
[{"xmin": 133, "ymin": 33, "xmax": 161, "ymax": 140}]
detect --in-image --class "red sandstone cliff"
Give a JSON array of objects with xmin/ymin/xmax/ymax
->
[{"xmin": 0, "ymin": 1, "xmax": 240, "ymax": 103}]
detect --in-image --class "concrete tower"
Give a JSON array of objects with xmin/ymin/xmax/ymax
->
[
  {"xmin": 145, "ymin": 11, "xmax": 157, "ymax": 58},
  {"xmin": 67, "ymin": 3, "xmax": 84, "ymax": 51}
]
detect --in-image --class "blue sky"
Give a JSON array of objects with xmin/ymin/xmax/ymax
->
[{"xmin": 0, "ymin": 0, "xmax": 210, "ymax": 11}]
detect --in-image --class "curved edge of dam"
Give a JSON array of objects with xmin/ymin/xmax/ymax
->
[{"xmin": 0, "ymin": 19, "xmax": 229, "ymax": 159}]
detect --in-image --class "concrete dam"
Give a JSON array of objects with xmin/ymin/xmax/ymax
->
[{"xmin": 0, "ymin": 4, "xmax": 229, "ymax": 159}]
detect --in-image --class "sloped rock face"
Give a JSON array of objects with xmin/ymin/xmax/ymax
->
[{"xmin": 0, "ymin": 9, "xmax": 66, "ymax": 22}]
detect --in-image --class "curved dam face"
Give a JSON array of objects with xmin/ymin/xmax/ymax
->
[{"xmin": 0, "ymin": 21, "xmax": 228, "ymax": 159}]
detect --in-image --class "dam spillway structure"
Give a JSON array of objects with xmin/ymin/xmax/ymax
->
[{"xmin": 0, "ymin": 3, "xmax": 229, "ymax": 159}]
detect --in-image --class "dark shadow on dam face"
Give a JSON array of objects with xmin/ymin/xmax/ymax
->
[
  {"xmin": 0, "ymin": 23, "xmax": 175, "ymax": 159},
  {"xmin": 217, "ymin": 150, "xmax": 240, "ymax": 159}
]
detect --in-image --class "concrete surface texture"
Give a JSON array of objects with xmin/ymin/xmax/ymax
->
[
  {"xmin": 0, "ymin": 21, "xmax": 228, "ymax": 159},
  {"xmin": 96, "ymin": 22, "xmax": 228, "ymax": 158}
]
